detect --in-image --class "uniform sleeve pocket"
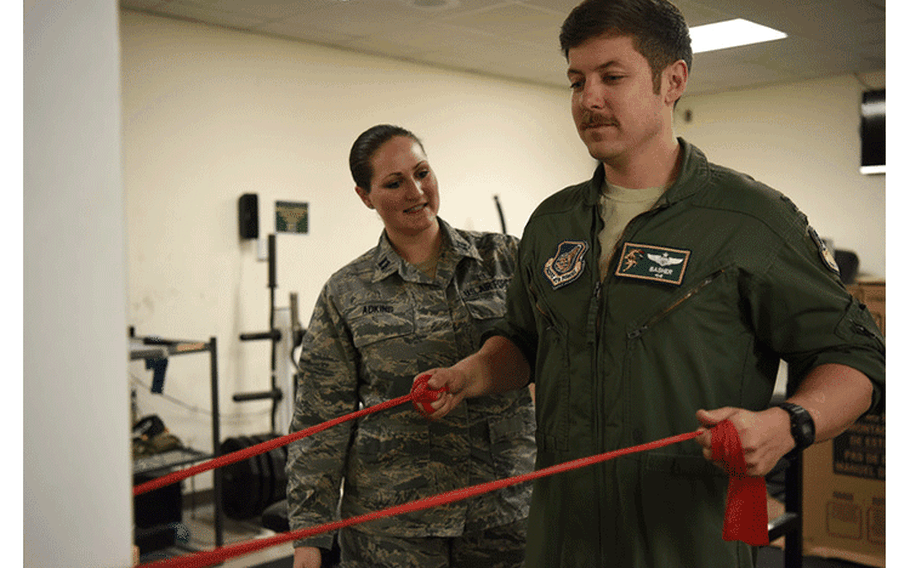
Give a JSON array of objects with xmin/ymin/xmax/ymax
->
[{"xmin": 836, "ymin": 296, "xmax": 884, "ymax": 348}]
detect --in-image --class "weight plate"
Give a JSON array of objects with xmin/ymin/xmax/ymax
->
[
  {"xmin": 252, "ymin": 434, "xmax": 273, "ymax": 517},
  {"xmin": 220, "ymin": 436, "xmax": 262, "ymax": 520}
]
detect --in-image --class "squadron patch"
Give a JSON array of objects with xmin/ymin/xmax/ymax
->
[
  {"xmin": 808, "ymin": 227, "xmax": 840, "ymax": 274},
  {"xmin": 615, "ymin": 242, "xmax": 690, "ymax": 285},
  {"xmin": 543, "ymin": 240, "xmax": 588, "ymax": 289}
]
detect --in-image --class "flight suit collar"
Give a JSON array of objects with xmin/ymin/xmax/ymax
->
[
  {"xmin": 583, "ymin": 138, "xmax": 710, "ymax": 207},
  {"xmin": 657, "ymin": 138, "xmax": 710, "ymax": 206}
]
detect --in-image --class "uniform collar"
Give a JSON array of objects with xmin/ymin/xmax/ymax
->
[
  {"xmin": 369, "ymin": 218, "xmax": 480, "ymax": 282},
  {"xmin": 657, "ymin": 138, "xmax": 710, "ymax": 206},
  {"xmin": 584, "ymin": 138, "xmax": 709, "ymax": 207}
]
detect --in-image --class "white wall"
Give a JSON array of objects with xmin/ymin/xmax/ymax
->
[
  {"xmin": 24, "ymin": 1, "xmax": 133, "ymax": 567},
  {"xmin": 120, "ymin": 10, "xmax": 594, "ymax": 478},
  {"xmin": 675, "ymin": 72, "xmax": 886, "ymax": 279}
]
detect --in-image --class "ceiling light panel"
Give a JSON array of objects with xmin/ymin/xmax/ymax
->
[{"xmin": 690, "ymin": 18, "xmax": 787, "ymax": 53}]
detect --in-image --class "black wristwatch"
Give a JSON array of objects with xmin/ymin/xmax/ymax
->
[{"xmin": 775, "ymin": 402, "xmax": 816, "ymax": 455}]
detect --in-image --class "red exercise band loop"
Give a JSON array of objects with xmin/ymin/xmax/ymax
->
[
  {"xmin": 134, "ymin": 378, "xmax": 450, "ymax": 496},
  {"xmin": 134, "ymin": 387, "xmax": 767, "ymax": 567},
  {"xmin": 410, "ymin": 373, "xmax": 448, "ymax": 414},
  {"xmin": 138, "ymin": 430, "xmax": 703, "ymax": 568},
  {"xmin": 712, "ymin": 419, "xmax": 770, "ymax": 546}
]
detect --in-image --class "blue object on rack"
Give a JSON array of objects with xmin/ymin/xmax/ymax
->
[{"xmin": 145, "ymin": 357, "xmax": 168, "ymax": 394}]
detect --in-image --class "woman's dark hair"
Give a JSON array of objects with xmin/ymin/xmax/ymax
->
[
  {"xmin": 559, "ymin": 0, "xmax": 692, "ymax": 93},
  {"xmin": 349, "ymin": 124, "xmax": 425, "ymax": 192}
]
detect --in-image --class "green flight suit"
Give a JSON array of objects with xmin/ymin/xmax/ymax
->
[{"xmin": 492, "ymin": 139, "xmax": 885, "ymax": 568}]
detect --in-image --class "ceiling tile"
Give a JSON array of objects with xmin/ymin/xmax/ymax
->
[
  {"xmin": 517, "ymin": 0, "xmax": 586, "ymax": 15},
  {"xmin": 345, "ymin": 26, "xmax": 455, "ymax": 57},
  {"xmin": 673, "ymin": 0, "xmax": 737, "ymax": 26},
  {"xmin": 415, "ymin": 0, "xmax": 522, "ymax": 18},
  {"xmin": 254, "ymin": 19, "xmax": 362, "ymax": 46},
  {"xmin": 121, "ymin": 0, "xmax": 170, "ymax": 10},
  {"xmin": 177, "ymin": 0, "xmax": 316, "ymax": 20},
  {"xmin": 154, "ymin": 0, "xmax": 270, "ymax": 27},
  {"xmin": 436, "ymin": 4, "xmax": 564, "ymax": 49},
  {"xmin": 121, "ymin": 0, "xmax": 886, "ymax": 94},
  {"xmin": 706, "ymin": 0, "xmax": 882, "ymax": 38},
  {"xmin": 268, "ymin": 0, "xmax": 431, "ymax": 38},
  {"xmin": 735, "ymin": 35, "xmax": 880, "ymax": 78}
]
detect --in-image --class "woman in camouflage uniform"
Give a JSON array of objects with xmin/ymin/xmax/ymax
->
[{"xmin": 287, "ymin": 125, "xmax": 536, "ymax": 568}]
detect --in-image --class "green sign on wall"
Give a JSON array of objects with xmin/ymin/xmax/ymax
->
[{"xmin": 276, "ymin": 201, "xmax": 308, "ymax": 234}]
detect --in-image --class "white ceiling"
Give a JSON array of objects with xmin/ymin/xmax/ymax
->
[{"xmin": 119, "ymin": 0, "xmax": 885, "ymax": 96}]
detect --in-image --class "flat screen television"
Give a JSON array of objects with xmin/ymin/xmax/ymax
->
[{"xmin": 860, "ymin": 89, "xmax": 885, "ymax": 175}]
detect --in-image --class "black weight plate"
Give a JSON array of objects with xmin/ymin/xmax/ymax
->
[
  {"xmin": 268, "ymin": 435, "xmax": 288, "ymax": 504},
  {"xmin": 258, "ymin": 434, "xmax": 280, "ymax": 506},
  {"xmin": 252, "ymin": 434, "xmax": 273, "ymax": 517},
  {"xmin": 221, "ymin": 436, "xmax": 262, "ymax": 520},
  {"xmin": 220, "ymin": 437, "xmax": 251, "ymax": 519},
  {"xmin": 238, "ymin": 435, "xmax": 264, "ymax": 518}
]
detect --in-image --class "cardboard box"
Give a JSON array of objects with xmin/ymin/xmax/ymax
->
[
  {"xmin": 802, "ymin": 418, "xmax": 885, "ymax": 566},
  {"xmin": 847, "ymin": 280, "xmax": 885, "ymax": 336},
  {"xmin": 801, "ymin": 280, "xmax": 885, "ymax": 567}
]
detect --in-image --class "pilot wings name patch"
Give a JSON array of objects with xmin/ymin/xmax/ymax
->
[{"xmin": 615, "ymin": 242, "xmax": 691, "ymax": 285}]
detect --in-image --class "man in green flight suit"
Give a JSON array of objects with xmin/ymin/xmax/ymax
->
[{"xmin": 417, "ymin": 1, "xmax": 885, "ymax": 567}]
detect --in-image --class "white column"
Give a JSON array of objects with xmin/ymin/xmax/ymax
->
[{"xmin": 24, "ymin": 1, "xmax": 133, "ymax": 566}]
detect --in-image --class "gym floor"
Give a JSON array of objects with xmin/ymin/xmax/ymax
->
[
  {"xmin": 137, "ymin": 500, "xmax": 294, "ymax": 568},
  {"xmin": 138, "ymin": 498, "xmax": 878, "ymax": 568}
]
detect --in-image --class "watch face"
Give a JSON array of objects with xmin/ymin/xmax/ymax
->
[{"xmin": 797, "ymin": 422, "xmax": 813, "ymax": 439}]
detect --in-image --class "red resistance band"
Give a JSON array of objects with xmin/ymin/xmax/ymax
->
[
  {"xmin": 136, "ymin": 378, "xmax": 768, "ymax": 568},
  {"xmin": 133, "ymin": 376, "xmax": 446, "ymax": 497},
  {"xmin": 713, "ymin": 419, "xmax": 770, "ymax": 546}
]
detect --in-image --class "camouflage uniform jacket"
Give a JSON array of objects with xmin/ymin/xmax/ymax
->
[{"xmin": 286, "ymin": 219, "xmax": 536, "ymax": 549}]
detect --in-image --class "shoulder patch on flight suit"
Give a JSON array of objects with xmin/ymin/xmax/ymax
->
[
  {"xmin": 615, "ymin": 242, "xmax": 690, "ymax": 285},
  {"xmin": 808, "ymin": 226, "xmax": 840, "ymax": 274},
  {"xmin": 543, "ymin": 240, "xmax": 588, "ymax": 289}
]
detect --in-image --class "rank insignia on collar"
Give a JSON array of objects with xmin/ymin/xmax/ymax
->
[
  {"xmin": 543, "ymin": 240, "xmax": 588, "ymax": 289},
  {"xmin": 615, "ymin": 242, "xmax": 690, "ymax": 285}
]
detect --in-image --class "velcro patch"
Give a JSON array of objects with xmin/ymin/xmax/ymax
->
[
  {"xmin": 615, "ymin": 243, "xmax": 690, "ymax": 285},
  {"xmin": 543, "ymin": 240, "xmax": 588, "ymax": 289}
]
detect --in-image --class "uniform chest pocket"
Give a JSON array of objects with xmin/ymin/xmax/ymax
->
[
  {"xmin": 463, "ymin": 294, "xmax": 507, "ymax": 321},
  {"xmin": 461, "ymin": 277, "xmax": 510, "ymax": 321},
  {"xmin": 462, "ymin": 288, "xmax": 508, "ymax": 347},
  {"xmin": 347, "ymin": 304, "xmax": 416, "ymax": 350},
  {"xmin": 626, "ymin": 266, "xmax": 731, "ymax": 340}
]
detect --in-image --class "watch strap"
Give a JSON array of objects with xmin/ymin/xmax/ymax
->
[{"xmin": 775, "ymin": 401, "xmax": 816, "ymax": 452}]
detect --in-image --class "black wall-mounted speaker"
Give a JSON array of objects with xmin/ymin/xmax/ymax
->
[
  {"xmin": 860, "ymin": 89, "xmax": 884, "ymax": 173},
  {"xmin": 238, "ymin": 193, "xmax": 259, "ymax": 240}
]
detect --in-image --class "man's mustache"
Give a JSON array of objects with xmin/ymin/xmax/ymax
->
[{"xmin": 580, "ymin": 113, "xmax": 618, "ymax": 128}]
